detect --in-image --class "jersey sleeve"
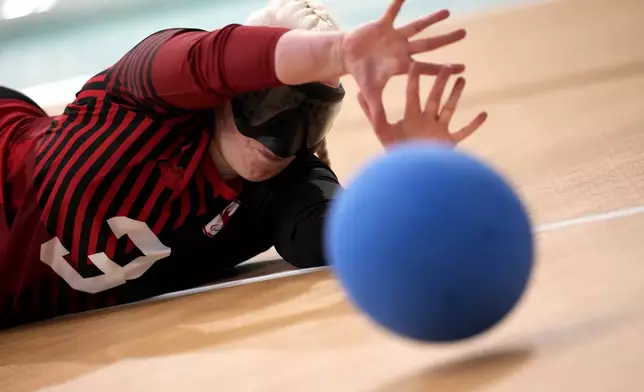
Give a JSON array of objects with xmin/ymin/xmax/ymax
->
[
  {"xmin": 104, "ymin": 24, "xmax": 291, "ymax": 113},
  {"xmin": 0, "ymin": 87, "xmax": 49, "ymax": 221},
  {"xmin": 267, "ymin": 155, "xmax": 342, "ymax": 268}
]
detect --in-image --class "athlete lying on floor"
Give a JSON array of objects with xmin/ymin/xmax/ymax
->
[{"xmin": 0, "ymin": 0, "xmax": 486, "ymax": 328}]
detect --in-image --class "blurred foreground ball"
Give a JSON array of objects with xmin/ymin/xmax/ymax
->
[{"xmin": 324, "ymin": 142, "xmax": 534, "ymax": 342}]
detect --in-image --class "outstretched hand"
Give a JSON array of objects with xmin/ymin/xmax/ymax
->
[
  {"xmin": 357, "ymin": 62, "xmax": 488, "ymax": 148},
  {"xmin": 341, "ymin": 1, "xmax": 466, "ymax": 111}
]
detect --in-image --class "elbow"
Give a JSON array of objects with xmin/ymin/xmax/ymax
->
[
  {"xmin": 287, "ymin": 249, "xmax": 327, "ymax": 269},
  {"xmin": 280, "ymin": 242, "xmax": 328, "ymax": 269},
  {"xmin": 276, "ymin": 217, "xmax": 328, "ymax": 269}
]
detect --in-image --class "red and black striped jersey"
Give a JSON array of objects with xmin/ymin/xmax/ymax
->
[{"xmin": 0, "ymin": 24, "xmax": 343, "ymax": 328}]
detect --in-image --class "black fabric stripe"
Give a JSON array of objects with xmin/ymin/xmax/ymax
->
[
  {"xmin": 36, "ymin": 109, "xmax": 78, "ymax": 167},
  {"xmin": 111, "ymin": 168, "xmax": 163, "ymax": 265},
  {"xmin": 106, "ymin": 29, "xmax": 178, "ymax": 112},
  {"xmin": 166, "ymin": 190, "xmax": 184, "ymax": 233},
  {"xmin": 56, "ymin": 278, "xmax": 69, "ymax": 318},
  {"xmin": 124, "ymin": 30, "xmax": 160, "ymax": 98},
  {"xmin": 140, "ymin": 30, "xmax": 179, "ymax": 110},
  {"xmin": 16, "ymin": 286, "xmax": 33, "ymax": 322},
  {"xmin": 81, "ymin": 81, "xmax": 106, "ymax": 93},
  {"xmin": 109, "ymin": 37, "xmax": 143, "ymax": 96},
  {"xmin": 127, "ymin": 160, "xmax": 162, "ymax": 221},
  {"xmin": 86, "ymin": 163, "xmax": 150, "ymax": 267},
  {"xmin": 203, "ymin": 179, "xmax": 215, "ymax": 206},
  {"xmin": 76, "ymin": 292, "xmax": 90, "ymax": 313},
  {"xmin": 0, "ymin": 86, "xmax": 45, "ymax": 111},
  {"xmin": 177, "ymin": 117, "xmax": 209, "ymax": 169},
  {"xmin": 55, "ymin": 100, "xmax": 122, "ymax": 267},
  {"xmin": 87, "ymin": 121, "xmax": 173, "ymax": 269},
  {"xmin": 66, "ymin": 106, "xmax": 136, "ymax": 275},
  {"xmin": 145, "ymin": 187, "xmax": 174, "ymax": 238},
  {"xmin": 35, "ymin": 102, "xmax": 95, "ymax": 229},
  {"xmin": 39, "ymin": 278, "xmax": 53, "ymax": 320},
  {"xmin": 96, "ymin": 164, "xmax": 146, "ymax": 268},
  {"xmin": 35, "ymin": 106, "xmax": 81, "ymax": 176},
  {"xmin": 132, "ymin": 31, "xmax": 171, "ymax": 99},
  {"xmin": 187, "ymin": 178, "xmax": 202, "ymax": 216}
]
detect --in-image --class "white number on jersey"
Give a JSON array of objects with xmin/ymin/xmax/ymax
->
[{"xmin": 40, "ymin": 217, "xmax": 172, "ymax": 294}]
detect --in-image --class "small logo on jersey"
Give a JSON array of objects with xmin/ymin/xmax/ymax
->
[{"xmin": 203, "ymin": 200, "xmax": 240, "ymax": 238}]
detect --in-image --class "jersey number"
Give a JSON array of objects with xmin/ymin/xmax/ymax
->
[{"xmin": 40, "ymin": 217, "xmax": 172, "ymax": 294}]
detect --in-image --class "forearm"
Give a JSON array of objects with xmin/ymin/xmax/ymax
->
[
  {"xmin": 270, "ymin": 156, "xmax": 342, "ymax": 268},
  {"xmin": 276, "ymin": 214, "xmax": 328, "ymax": 269},
  {"xmin": 274, "ymin": 30, "xmax": 347, "ymax": 86},
  {"xmin": 106, "ymin": 25, "xmax": 347, "ymax": 113}
]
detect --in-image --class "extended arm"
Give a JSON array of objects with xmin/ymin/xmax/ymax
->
[{"xmin": 104, "ymin": 25, "xmax": 346, "ymax": 113}]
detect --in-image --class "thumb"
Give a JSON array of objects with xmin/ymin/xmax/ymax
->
[
  {"xmin": 357, "ymin": 92, "xmax": 372, "ymax": 122},
  {"xmin": 358, "ymin": 89, "xmax": 400, "ymax": 147}
]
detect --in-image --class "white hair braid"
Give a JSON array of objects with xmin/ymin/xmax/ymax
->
[{"xmin": 245, "ymin": 0, "xmax": 340, "ymax": 32}]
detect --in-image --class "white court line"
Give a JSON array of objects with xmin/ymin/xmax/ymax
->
[
  {"xmin": 535, "ymin": 205, "xmax": 644, "ymax": 232},
  {"xmin": 149, "ymin": 267, "xmax": 327, "ymax": 303},
  {"xmin": 131, "ymin": 204, "xmax": 644, "ymax": 307}
]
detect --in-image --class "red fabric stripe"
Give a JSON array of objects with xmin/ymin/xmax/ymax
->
[
  {"xmin": 149, "ymin": 183, "xmax": 170, "ymax": 234},
  {"xmin": 35, "ymin": 72, "xmax": 103, "ymax": 173},
  {"xmin": 107, "ymin": 163, "xmax": 157, "ymax": 258},
  {"xmin": 84, "ymin": 118, "xmax": 167, "ymax": 261},
  {"xmin": 124, "ymin": 32, "xmax": 160, "ymax": 98},
  {"xmin": 107, "ymin": 30, "xmax": 177, "ymax": 110},
  {"xmin": 68, "ymin": 110, "xmax": 137, "ymax": 262},
  {"xmin": 34, "ymin": 105, "xmax": 88, "ymax": 177},
  {"xmin": 90, "ymin": 163, "xmax": 135, "ymax": 263},
  {"xmin": 138, "ymin": 31, "xmax": 176, "ymax": 104},
  {"xmin": 37, "ymin": 105, "xmax": 103, "ymax": 219},
  {"xmin": 176, "ymin": 189, "xmax": 192, "ymax": 230},
  {"xmin": 82, "ymin": 117, "xmax": 153, "ymax": 253}
]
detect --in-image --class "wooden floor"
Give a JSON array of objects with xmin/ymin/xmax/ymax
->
[{"xmin": 2, "ymin": 0, "xmax": 644, "ymax": 390}]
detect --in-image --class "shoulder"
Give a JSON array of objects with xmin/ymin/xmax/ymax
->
[
  {"xmin": 275, "ymin": 153, "xmax": 340, "ymax": 184},
  {"xmin": 240, "ymin": 153, "xmax": 341, "ymax": 209},
  {"xmin": 256, "ymin": 153, "xmax": 342, "ymax": 207}
]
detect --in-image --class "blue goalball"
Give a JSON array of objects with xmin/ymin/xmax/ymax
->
[{"xmin": 324, "ymin": 141, "xmax": 534, "ymax": 342}]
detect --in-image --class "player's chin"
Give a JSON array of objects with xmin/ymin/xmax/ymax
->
[
  {"xmin": 242, "ymin": 162, "xmax": 288, "ymax": 182},
  {"xmin": 242, "ymin": 151, "xmax": 294, "ymax": 181}
]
